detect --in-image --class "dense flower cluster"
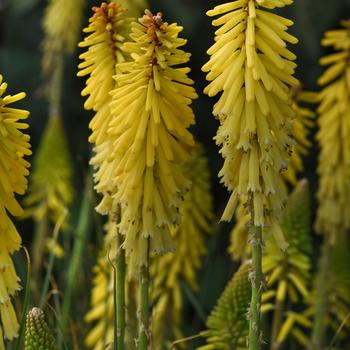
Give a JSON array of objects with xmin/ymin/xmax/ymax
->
[
  {"xmin": 79, "ymin": 7, "xmax": 197, "ymax": 266},
  {"xmin": 78, "ymin": 2, "xmax": 130, "ymax": 216},
  {"xmin": 105, "ymin": 10, "xmax": 197, "ymax": 266},
  {"xmin": 203, "ymin": 0, "xmax": 299, "ymax": 244},
  {"xmin": 229, "ymin": 89, "xmax": 315, "ymax": 260},
  {"xmin": 315, "ymin": 20, "xmax": 350, "ymax": 240},
  {"xmin": 0, "ymin": 75, "xmax": 31, "ymax": 349}
]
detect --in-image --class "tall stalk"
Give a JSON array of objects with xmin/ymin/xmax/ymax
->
[
  {"xmin": 138, "ymin": 240, "xmax": 150, "ymax": 350},
  {"xmin": 249, "ymin": 223, "xmax": 263, "ymax": 350},
  {"xmin": 31, "ymin": 215, "xmax": 48, "ymax": 300},
  {"xmin": 39, "ymin": 210, "xmax": 66, "ymax": 309},
  {"xmin": 48, "ymin": 52, "xmax": 63, "ymax": 117},
  {"xmin": 202, "ymin": 2, "xmax": 299, "ymax": 347},
  {"xmin": 60, "ymin": 177, "xmax": 93, "ymax": 337},
  {"xmin": 115, "ymin": 229, "xmax": 126, "ymax": 350}
]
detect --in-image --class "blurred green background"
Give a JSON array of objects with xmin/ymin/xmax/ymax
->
[{"xmin": 1, "ymin": 0, "xmax": 350, "ymax": 347}]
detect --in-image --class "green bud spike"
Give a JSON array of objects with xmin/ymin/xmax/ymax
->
[
  {"xmin": 281, "ymin": 179, "xmax": 311, "ymax": 254},
  {"xmin": 24, "ymin": 307, "xmax": 58, "ymax": 350},
  {"xmin": 198, "ymin": 261, "xmax": 252, "ymax": 349}
]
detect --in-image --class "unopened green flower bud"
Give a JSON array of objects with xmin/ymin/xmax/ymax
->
[{"xmin": 24, "ymin": 307, "xmax": 58, "ymax": 350}]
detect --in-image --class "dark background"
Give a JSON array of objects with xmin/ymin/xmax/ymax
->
[{"xmin": 1, "ymin": 0, "xmax": 350, "ymax": 347}]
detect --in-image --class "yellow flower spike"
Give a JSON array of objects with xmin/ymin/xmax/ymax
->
[
  {"xmin": 42, "ymin": 0, "xmax": 85, "ymax": 75},
  {"xmin": 315, "ymin": 20, "xmax": 350, "ymax": 240},
  {"xmin": 283, "ymin": 88, "xmax": 317, "ymax": 185},
  {"xmin": 204, "ymin": 0, "xmax": 298, "ymax": 245},
  {"xmin": 113, "ymin": 0, "xmax": 148, "ymax": 17},
  {"xmin": 216, "ymin": 1, "xmax": 313, "ymax": 262},
  {"xmin": 0, "ymin": 75, "xmax": 31, "ymax": 346},
  {"xmin": 312, "ymin": 23, "xmax": 350, "ymax": 345},
  {"xmin": 150, "ymin": 145, "xmax": 214, "ymax": 349},
  {"xmin": 204, "ymin": 2, "xmax": 298, "ymax": 346},
  {"xmin": 109, "ymin": 10, "xmax": 197, "ymax": 267},
  {"xmin": 24, "ymin": 116, "xmax": 73, "ymax": 227},
  {"xmin": 78, "ymin": 2, "xmax": 130, "ymax": 215},
  {"xmin": 228, "ymin": 87, "xmax": 315, "ymax": 260}
]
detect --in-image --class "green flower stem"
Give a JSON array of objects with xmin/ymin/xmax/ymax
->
[
  {"xmin": 249, "ymin": 224, "xmax": 263, "ymax": 350},
  {"xmin": 115, "ymin": 230, "xmax": 126, "ymax": 350},
  {"xmin": 138, "ymin": 240, "xmax": 150, "ymax": 350},
  {"xmin": 311, "ymin": 240, "xmax": 331, "ymax": 350},
  {"xmin": 49, "ymin": 52, "xmax": 63, "ymax": 117},
  {"xmin": 60, "ymin": 176, "xmax": 94, "ymax": 337}
]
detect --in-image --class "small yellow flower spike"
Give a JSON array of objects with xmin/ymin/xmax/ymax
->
[
  {"xmin": 78, "ymin": 2, "xmax": 130, "ymax": 215},
  {"xmin": 43, "ymin": 0, "xmax": 85, "ymax": 65},
  {"xmin": 151, "ymin": 145, "xmax": 214, "ymax": 348},
  {"xmin": 24, "ymin": 116, "xmax": 73, "ymax": 226},
  {"xmin": 315, "ymin": 20, "xmax": 350, "ymax": 240},
  {"xmin": 108, "ymin": 10, "xmax": 197, "ymax": 266},
  {"xmin": 203, "ymin": 0, "xmax": 299, "ymax": 246},
  {"xmin": 0, "ymin": 75, "xmax": 31, "ymax": 347},
  {"xmin": 114, "ymin": 0, "xmax": 148, "ymax": 17},
  {"xmin": 42, "ymin": 0, "xmax": 85, "ymax": 74}
]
